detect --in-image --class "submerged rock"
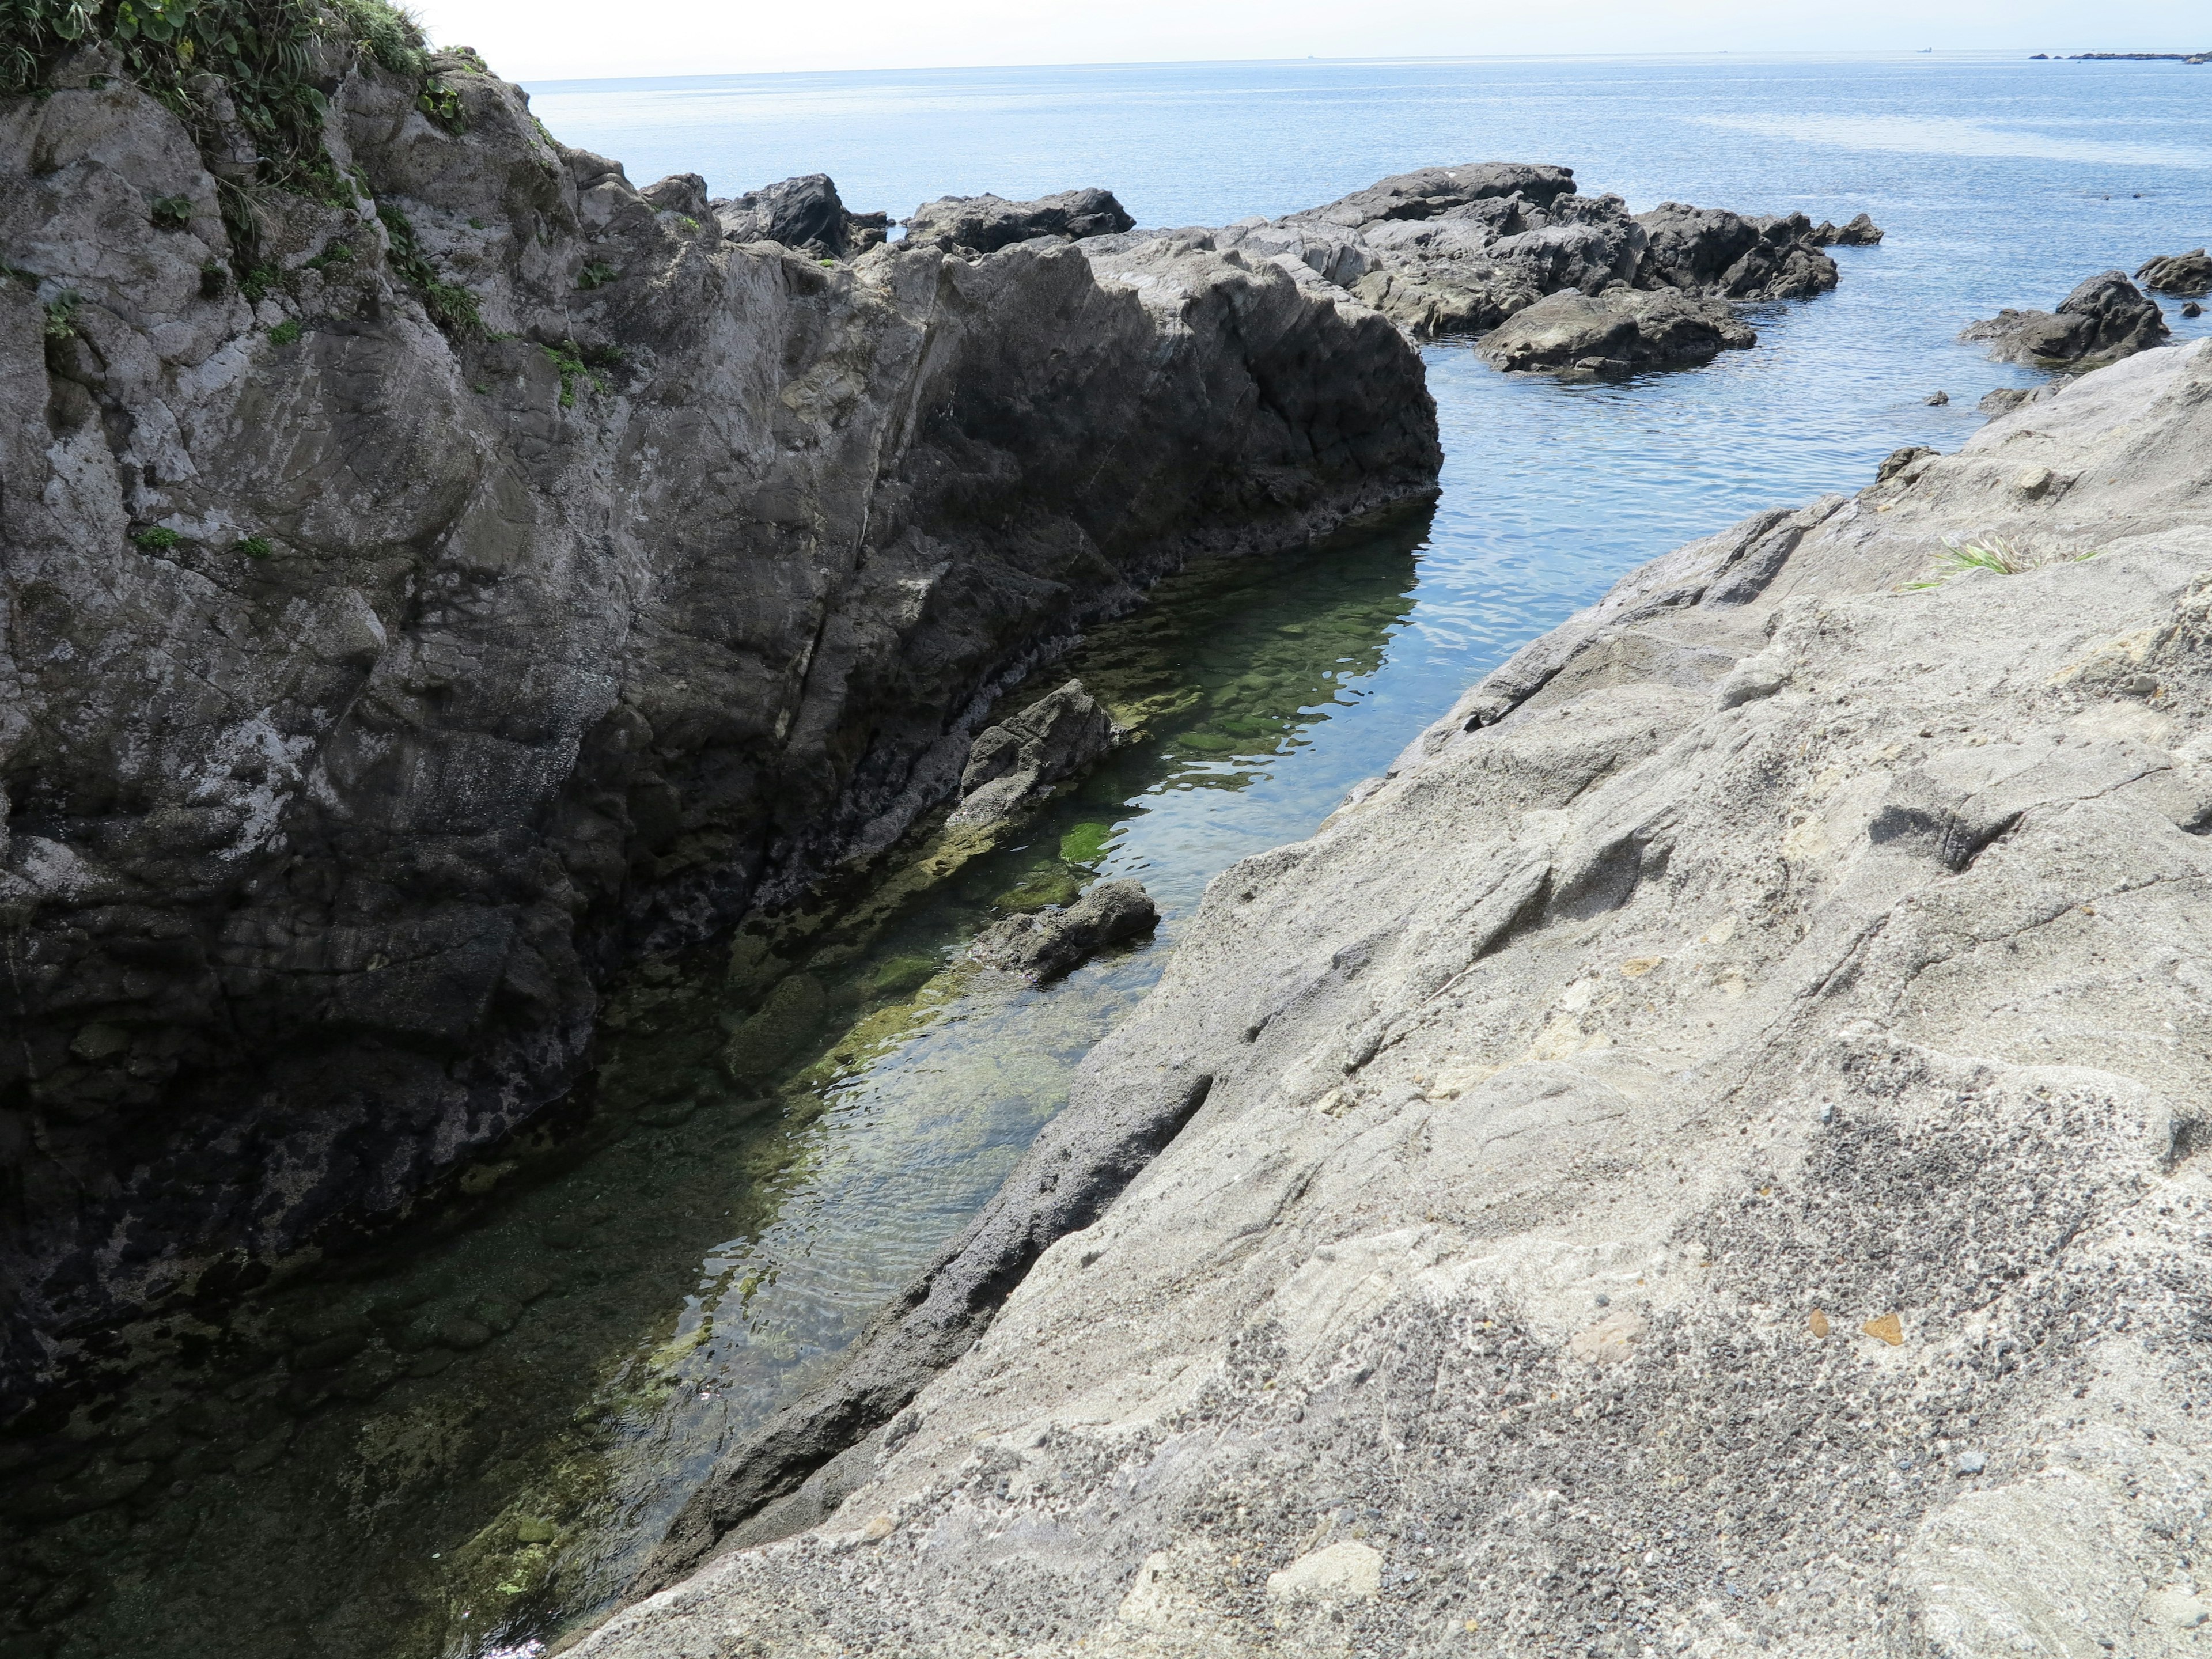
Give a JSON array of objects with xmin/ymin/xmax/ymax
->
[
  {"xmin": 586, "ymin": 339, "xmax": 2212, "ymax": 1659},
  {"xmin": 1475, "ymin": 286, "xmax": 1755, "ymax": 373},
  {"xmin": 709, "ymin": 172, "xmax": 887, "ymax": 257},
  {"xmin": 2137, "ymin": 247, "xmax": 2212, "ymax": 296},
  {"xmin": 968, "ymin": 878, "xmax": 1158, "ymax": 980},
  {"xmin": 0, "ymin": 45, "xmax": 1438, "ymax": 1400},
  {"xmin": 1962, "ymin": 269, "xmax": 2171, "ymax": 368},
  {"xmin": 901, "ymin": 188, "xmax": 1134, "ymax": 253},
  {"xmin": 948, "ymin": 680, "xmax": 1119, "ymax": 828}
]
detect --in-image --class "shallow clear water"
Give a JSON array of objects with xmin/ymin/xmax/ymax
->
[{"xmin": 9, "ymin": 52, "xmax": 2212, "ymax": 1659}]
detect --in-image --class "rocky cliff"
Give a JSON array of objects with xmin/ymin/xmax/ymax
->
[
  {"xmin": 584, "ymin": 340, "xmax": 2212, "ymax": 1658},
  {"xmin": 0, "ymin": 29, "xmax": 1438, "ymax": 1408}
]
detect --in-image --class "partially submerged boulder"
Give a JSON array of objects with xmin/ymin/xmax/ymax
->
[
  {"xmin": 1809, "ymin": 211, "xmax": 1884, "ymax": 246},
  {"xmin": 1476, "ymin": 286, "xmax": 1755, "ymax": 374},
  {"xmin": 969, "ymin": 878, "xmax": 1158, "ymax": 980},
  {"xmin": 1961, "ymin": 270, "xmax": 2171, "ymax": 369},
  {"xmin": 2137, "ymin": 248, "xmax": 2212, "ymax": 296},
  {"xmin": 948, "ymin": 681, "xmax": 1119, "ymax": 828},
  {"xmin": 710, "ymin": 173, "xmax": 888, "ymax": 257},
  {"xmin": 902, "ymin": 188, "xmax": 1133, "ymax": 253}
]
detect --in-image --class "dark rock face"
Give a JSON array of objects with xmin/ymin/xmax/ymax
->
[
  {"xmin": 1105, "ymin": 162, "xmax": 1845, "ymax": 351},
  {"xmin": 1476, "ymin": 287, "xmax": 1756, "ymax": 373},
  {"xmin": 968, "ymin": 877, "xmax": 1158, "ymax": 979},
  {"xmin": 2138, "ymin": 248, "xmax": 2212, "ymax": 296},
  {"xmin": 1285, "ymin": 162, "xmax": 1579, "ymax": 228},
  {"xmin": 709, "ymin": 172, "xmax": 887, "ymax": 258},
  {"xmin": 1810, "ymin": 211, "xmax": 1884, "ymax": 246},
  {"xmin": 0, "ymin": 55, "xmax": 1439, "ymax": 1405},
  {"xmin": 1961, "ymin": 270, "xmax": 2171, "ymax": 368},
  {"xmin": 901, "ymin": 188, "xmax": 1134, "ymax": 253},
  {"xmin": 947, "ymin": 680, "xmax": 1118, "ymax": 828},
  {"xmin": 1632, "ymin": 204, "xmax": 1839, "ymax": 300}
]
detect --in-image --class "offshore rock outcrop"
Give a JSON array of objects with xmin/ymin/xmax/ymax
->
[
  {"xmin": 1963, "ymin": 268, "xmax": 2172, "ymax": 369},
  {"xmin": 2138, "ymin": 248, "xmax": 2212, "ymax": 297},
  {"xmin": 1084, "ymin": 161, "xmax": 1858, "ymax": 350},
  {"xmin": 587, "ymin": 342, "xmax": 2212, "ymax": 1658},
  {"xmin": 1475, "ymin": 286, "xmax": 1756, "ymax": 374},
  {"xmin": 0, "ymin": 48, "xmax": 1438, "ymax": 1404},
  {"xmin": 902, "ymin": 188, "xmax": 1135, "ymax": 254}
]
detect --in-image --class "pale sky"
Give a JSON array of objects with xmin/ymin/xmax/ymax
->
[{"xmin": 405, "ymin": 0, "xmax": 2209, "ymax": 83}]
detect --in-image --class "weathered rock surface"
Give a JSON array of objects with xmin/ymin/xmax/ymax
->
[
  {"xmin": 969, "ymin": 878, "xmax": 1158, "ymax": 980},
  {"xmin": 709, "ymin": 172, "xmax": 887, "ymax": 257},
  {"xmin": 0, "ymin": 49, "xmax": 1438, "ymax": 1404},
  {"xmin": 947, "ymin": 680, "xmax": 1118, "ymax": 828},
  {"xmin": 1963, "ymin": 268, "xmax": 2172, "ymax": 368},
  {"xmin": 1475, "ymin": 286, "xmax": 1756, "ymax": 373},
  {"xmin": 1084, "ymin": 162, "xmax": 1851, "ymax": 355},
  {"xmin": 901, "ymin": 188, "xmax": 1134, "ymax": 253},
  {"xmin": 586, "ymin": 342, "xmax": 2212, "ymax": 1658},
  {"xmin": 2138, "ymin": 248, "xmax": 2212, "ymax": 296}
]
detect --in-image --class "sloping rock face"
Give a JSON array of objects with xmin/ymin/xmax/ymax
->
[
  {"xmin": 584, "ymin": 342, "xmax": 2212, "ymax": 1659},
  {"xmin": 902, "ymin": 188, "xmax": 1134, "ymax": 253},
  {"xmin": 0, "ymin": 51, "xmax": 1437, "ymax": 1404},
  {"xmin": 1963, "ymin": 268, "xmax": 2171, "ymax": 368},
  {"xmin": 2138, "ymin": 248, "xmax": 2212, "ymax": 296},
  {"xmin": 1084, "ymin": 162, "xmax": 1848, "ymax": 347},
  {"xmin": 969, "ymin": 878, "xmax": 1158, "ymax": 980},
  {"xmin": 1475, "ymin": 286, "xmax": 1756, "ymax": 374}
]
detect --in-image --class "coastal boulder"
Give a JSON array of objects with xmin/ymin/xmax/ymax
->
[
  {"xmin": 1476, "ymin": 287, "xmax": 1756, "ymax": 373},
  {"xmin": 1962, "ymin": 269, "xmax": 2171, "ymax": 368},
  {"xmin": 968, "ymin": 878, "xmax": 1158, "ymax": 980},
  {"xmin": 2137, "ymin": 248, "xmax": 2212, "ymax": 295},
  {"xmin": 710, "ymin": 172, "xmax": 888, "ymax": 256},
  {"xmin": 902, "ymin": 187, "xmax": 1134, "ymax": 252},
  {"xmin": 1810, "ymin": 211, "xmax": 1885, "ymax": 245},
  {"xmin": 948, "ymin": 681, "xmax": 1120, "ymax": 828},
  {"xmin": 1282, "ymin": 161, "xmax": 1578, "ymax": 229}
]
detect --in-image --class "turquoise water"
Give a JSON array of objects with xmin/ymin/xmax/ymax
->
[{"xmin": 9, "ymin": 53, "xmax": 2212, "ymax": 1659}]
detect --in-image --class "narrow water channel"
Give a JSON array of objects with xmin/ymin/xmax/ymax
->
[{"xmin": 10, "ymin": 51, "xmax": 2212, "ymax": 1645}]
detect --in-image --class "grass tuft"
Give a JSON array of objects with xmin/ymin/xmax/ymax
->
[{"xmin": 1904, "ymin": 535, "xmax": 2105, "ymax": 590}]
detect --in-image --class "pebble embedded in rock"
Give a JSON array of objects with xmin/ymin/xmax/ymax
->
[
  {"xmin": 1808, "ymin": 1310, "xmax": 1831, "ymax": 1339},
  {"xmin": 1862, "ymin": 1312, "xmax": 1904, "ymax": 1346},
  {"xmin": 1954, "ymin": 1450, "xmax": 1986, "ymax": 1476}
]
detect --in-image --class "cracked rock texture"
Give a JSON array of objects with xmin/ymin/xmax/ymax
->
[
  {"xmin": 582, "ymin": 340, "xmax": 2212, "ymax": 1658},
  {"xmin": 0, "ymin": 49, "xmax": 1437, "ymax": 1403},
  {"xmin": 1083, "ymin": 162, "xmax": 1849, "ymax": 346}
]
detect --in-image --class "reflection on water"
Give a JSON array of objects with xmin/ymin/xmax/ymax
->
[{"xmin": 0, "ymin": 518, "xmax": 1423, "ymax": 1659}]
